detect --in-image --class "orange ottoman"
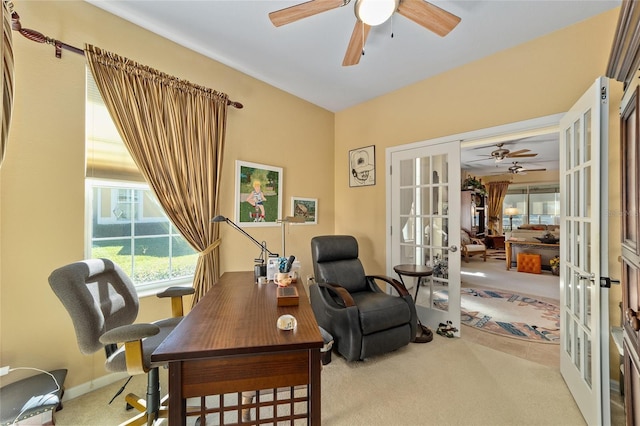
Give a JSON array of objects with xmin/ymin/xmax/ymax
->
[{"xmin": 517, "ymin": 253, "xmax": 542, "ymax": 274}]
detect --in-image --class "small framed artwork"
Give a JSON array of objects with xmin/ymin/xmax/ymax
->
[
  {"xmin": 235, "ymin": 160, "xmax": 282, "ymax": 227},
  {"xmin": 291, "ymin": 197, "xmax": 318, "ymax": 225},
  {"xmin": 349, "ymin": 145, "xmax": 375, "ymax": 187}
]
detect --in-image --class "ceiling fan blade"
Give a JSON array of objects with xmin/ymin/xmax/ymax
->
[
  {"xmin": 522, "ymin": 168, "xmax": 546, "ymax": 172},
  {"xmin": 269, "ymin": 0, "xmax": 346, "ymax": 27},
  {"xmin": 508, "ymin": 153, "xmax": 538, "ymax": 158},
  {"xmin": 397, "ymin": 0, "xmax": 461, "ymax": 37},
  {"xmin": 343, "ymin": 20, "xmax": 371, "ymax": 66},
  {"xmin": 506, "ymin": 149, "xmax": 530, "ymax": 156}
]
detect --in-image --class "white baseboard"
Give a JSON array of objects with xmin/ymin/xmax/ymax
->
[{"xmin": 60, "ymin": 372, "xmax": 129, "ymax": 401}]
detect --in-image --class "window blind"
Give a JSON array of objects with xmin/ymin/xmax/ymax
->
[{"xmin": 86, "ymin": 68, "xmax": 144, "ymax": 182}]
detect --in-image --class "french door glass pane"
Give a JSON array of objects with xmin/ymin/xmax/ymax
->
[
  {"xmin": 566, "ymin": 311, "xmax": 573, "ymax": 357},
  {"xmin": 565, "ymin": 264, "xmax": 573, "ymax": 311},
  {"xmin": 419, "ymin": 157, "xmax": 431, "ymax": 185},
  {"xmin": 584, "ymin": 110, "xmax": 591, "ymax": 162},
  {"xmin": 400, "ymin": 159, "xmax": 415, "ymax": 186},
  {"xmin": 585, "ymin": 332, "xmax": 592, "ymax": 387},
  {"xmin": 432, "ymin": 154, "xmax": 448, "ymax": 183},
  {"xmin": 574, "ymin": 120, "xmax": 581, "ymax": 167}
]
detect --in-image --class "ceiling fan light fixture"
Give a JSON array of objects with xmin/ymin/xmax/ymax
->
[{"xmin": 354, "ymin": 0, "xmax": 399, "ymax": 26}]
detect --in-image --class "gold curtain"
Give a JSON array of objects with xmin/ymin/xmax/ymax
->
[
  {"xmin": 487, "ymin": 181, "xmax": 510, "ymax": 235},
  {"xmin": 0, "ymin": 0, "xmax": 13, "ymax": 169},
  {"xmin": 85, "ymin": 45, "xmax": 228, "ymax": 305}
]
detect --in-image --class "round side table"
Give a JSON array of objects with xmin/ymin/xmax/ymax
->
[{"xmin": 393, "ymin": 264, "xmax": 434, "ymax": 302}]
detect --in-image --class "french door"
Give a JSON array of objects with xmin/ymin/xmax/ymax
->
[
  {"xmin": 388, "ymin": 141, "xmax": 461, "ymax": 333},
  {"xmin": 559, "ymin": 76, "xmax": 610, "ymax": 425}
]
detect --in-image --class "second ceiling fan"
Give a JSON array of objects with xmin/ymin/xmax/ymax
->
[{"xmin": 269, "ymin": 0, "xmax": 461, "ymax": 66}]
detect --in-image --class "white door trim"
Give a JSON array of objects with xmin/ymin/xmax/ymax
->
[{"xmin": 385, "ymin": 112, "xmax": 563, "ymax": 274}]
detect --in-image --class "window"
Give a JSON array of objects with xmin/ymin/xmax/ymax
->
[
  {"xmin": 86, "ymin": 70, "xmax": 196, "ymax": 294},
  {"xmin": 503, "ymin": 184, "xmax": 560, "ymax": 230}
]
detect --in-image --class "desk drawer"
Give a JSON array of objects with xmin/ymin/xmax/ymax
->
[{"xmin": 179, "ymin": 350, "xmax": 311, "ymax": 397}]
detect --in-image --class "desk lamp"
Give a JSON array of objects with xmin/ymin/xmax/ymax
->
[
  {"xmin": 277, "ymin": 216, "xmax": 305, "ymax": 257},
  {"xmin": 211, "ymin": 215, "xmax": 277, "ymax": 281},
  {"xmin": 504, "ymin": 207, "xmax": 519, "ymax": 231}
]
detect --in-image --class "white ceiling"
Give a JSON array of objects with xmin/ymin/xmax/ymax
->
[
  {"xmin": 83, "ymin": 0, "xmax": 619, "ymax": 176},
  {"xmin": 85, "ymin": 0, "xmax": 619, "ymax": 113},
  {"xmin": 460, "ymin": 134, "xmax": 560, "ymax": 177}
]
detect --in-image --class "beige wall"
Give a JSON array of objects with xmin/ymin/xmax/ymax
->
[
  {"xmin": 334, "ymin": 9, "xmax": 623, "ymax": 380},
  {"xmin": 0, "ymin": 0, "xmax": 626, "ymax": 395},
  {"xmin": 0, "ymin": 1, "xmax": 334, "ymax": 389}
]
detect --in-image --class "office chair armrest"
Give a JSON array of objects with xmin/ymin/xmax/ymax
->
[
  {"xmin": 317, "ymin": 282, "xmax": 356, "ymax": 307},
  {"xmin": 367, "ymin": 275, "xmax": 410, "ymax": 297},
  {"xmin": 99, "ymin": 323, "xmax": 160, "ymax": 345},
  {"xmin": 157, "ymin": 286, "xmax": 195, "ymax": 317}
]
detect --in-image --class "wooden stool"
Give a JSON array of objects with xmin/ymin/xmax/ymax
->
[{"xmin": 517, "ymin": 253, "xmax": 542, "ymax": 274}]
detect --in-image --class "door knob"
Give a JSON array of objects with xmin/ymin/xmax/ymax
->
[{"xmin": 448, "ymin": 245, "xmax": 458, "ymax": 253}]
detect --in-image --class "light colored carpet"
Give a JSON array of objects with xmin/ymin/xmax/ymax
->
[
  {"xmin": 461, "ymin": 257, "xmax": 560, "ymax": 301},
  {"xmin": 54, "ymin": 335, "xmax": 585, "ymax": 425}
]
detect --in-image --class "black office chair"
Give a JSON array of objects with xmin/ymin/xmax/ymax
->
[
  {"xmin": 309, "ymin": 235, "xmax": 417, "ymax": 361},
  {"xmin": 48, "ymin": 258, "xmax": 194, "ymax": 426}
]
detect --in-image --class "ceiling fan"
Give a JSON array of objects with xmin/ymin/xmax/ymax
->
[
  {"xmin": 470, "ymin": 143, "xmax": 538, "ymax": 164},
  {"xmin": 268, "ymin": 0, "xmax": 461, "ymax": 66},
  {"xmin": 505, "ymin": 162, "xmax": 547, "ymax": 175}
]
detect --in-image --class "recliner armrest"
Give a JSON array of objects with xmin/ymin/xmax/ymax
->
[
  {"xmin": 317, "ymin": 282, "xmax": 356, "ymax": 307},
  {"xmin": 367, "ymin": 275, "xmax": 410, "ymax": 297},
  {"xmin": 156, "ymin": 286, "xmax": 195, "ymax": 317}
]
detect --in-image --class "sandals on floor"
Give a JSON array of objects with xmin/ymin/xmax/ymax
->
[
  {"xmin": 437, "ymin": 321, "xmax": 458, "ymax": 338},
  {"xmin": 413, "ymin": 322, "xmax": 433, "ymax": 343}
]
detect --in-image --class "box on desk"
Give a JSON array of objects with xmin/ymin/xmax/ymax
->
[{"xmin": 277, "ymin": 286, "xmax": 299, "ymax": 306}]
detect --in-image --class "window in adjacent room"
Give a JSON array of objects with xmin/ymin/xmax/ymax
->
[
  {"xmin": 503, "ymin": 183, "xmax": 560, "ymax": 229},
  {"xmin": 85, "ymin": 69, "xmax": 196, "ymax": 294}
]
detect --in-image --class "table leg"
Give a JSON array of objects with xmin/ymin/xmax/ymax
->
[
  {"xmin": 505, "ymin": 242, "xmax": 511, "ymax": 271},
  {"xmin": 414, "ymin": 277, "xmax": 422, "ymax": 302}
]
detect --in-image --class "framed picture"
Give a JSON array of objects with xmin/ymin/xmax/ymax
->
[
  {"xmin": 349, "ymin": 145, "xmax": 375, "ymax": 187},
  {"xmin": 291, "ymin": 197, "xmax": 318, "ymax": 225},
  {"xmin": 235, "ymin": 160, "xmax": 282, "ymax": 227}
]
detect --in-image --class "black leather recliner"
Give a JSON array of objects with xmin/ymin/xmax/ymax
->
[{"xmin": 309, "ymin": 235, "xmax": 417, "ymax": 361}]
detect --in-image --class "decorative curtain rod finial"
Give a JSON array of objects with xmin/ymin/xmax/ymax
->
[{"xmin": 10, "ymin": 7, "xmax": 243, "ymax": 108}]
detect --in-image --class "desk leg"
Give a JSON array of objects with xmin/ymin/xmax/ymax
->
[
  {"xmin": 168, "ymin": 361, "xmax": 186, "ymax": 426},
  {"xmin": 310, "ymin": 349, "xmax": 321, "ymax": 424}
]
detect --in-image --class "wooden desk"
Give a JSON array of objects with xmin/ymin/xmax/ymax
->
[
  {"xmin": 152, "ymin": 271, "xmax": 323, "ymax": 425},
  {"xmin": 505, "ymin": 240, "xmax": 560, "ymax": 271}
]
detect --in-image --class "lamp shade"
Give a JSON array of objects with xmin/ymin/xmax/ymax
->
[
  {"xmin": 505, "ymin": 207, "xmax": 519, "ymax": 216},
  {"xmin": 354, "ymin": 0, "xmax": 399, "ymax": 26}
]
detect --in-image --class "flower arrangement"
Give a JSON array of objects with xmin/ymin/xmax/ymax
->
[
  {"xmin": 550, "ymin": 256, "xmax": 560, "ymax": 268},
  {"xmin": 462, "ymin": 176, "xmax": 487, "ymax": 195}
]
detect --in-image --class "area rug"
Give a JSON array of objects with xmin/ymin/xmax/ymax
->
[{"xmin": 434, "ymin": 288, "xmax": 560, "ymax": 343}]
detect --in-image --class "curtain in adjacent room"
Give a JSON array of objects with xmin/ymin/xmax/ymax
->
[
  {"xmin": 0, "ymin": 0, "xmax": 13, "ymax": 169},
  {"xmin": 85, "ymin": 45, "xmax": 228, "ymax": 305},
  {"xmin": 487, "ymin": 181, "xmax": 510, "ymax": 235}
]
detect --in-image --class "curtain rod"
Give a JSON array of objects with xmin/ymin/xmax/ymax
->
[{"xmin": 10, "ymin": 11, "xmax": 243, "ymax": 109}]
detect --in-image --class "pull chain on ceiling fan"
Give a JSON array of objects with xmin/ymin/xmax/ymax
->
[{"xmin": 269, "ymin": 0, "xmax": 461, "ymax": 66}]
